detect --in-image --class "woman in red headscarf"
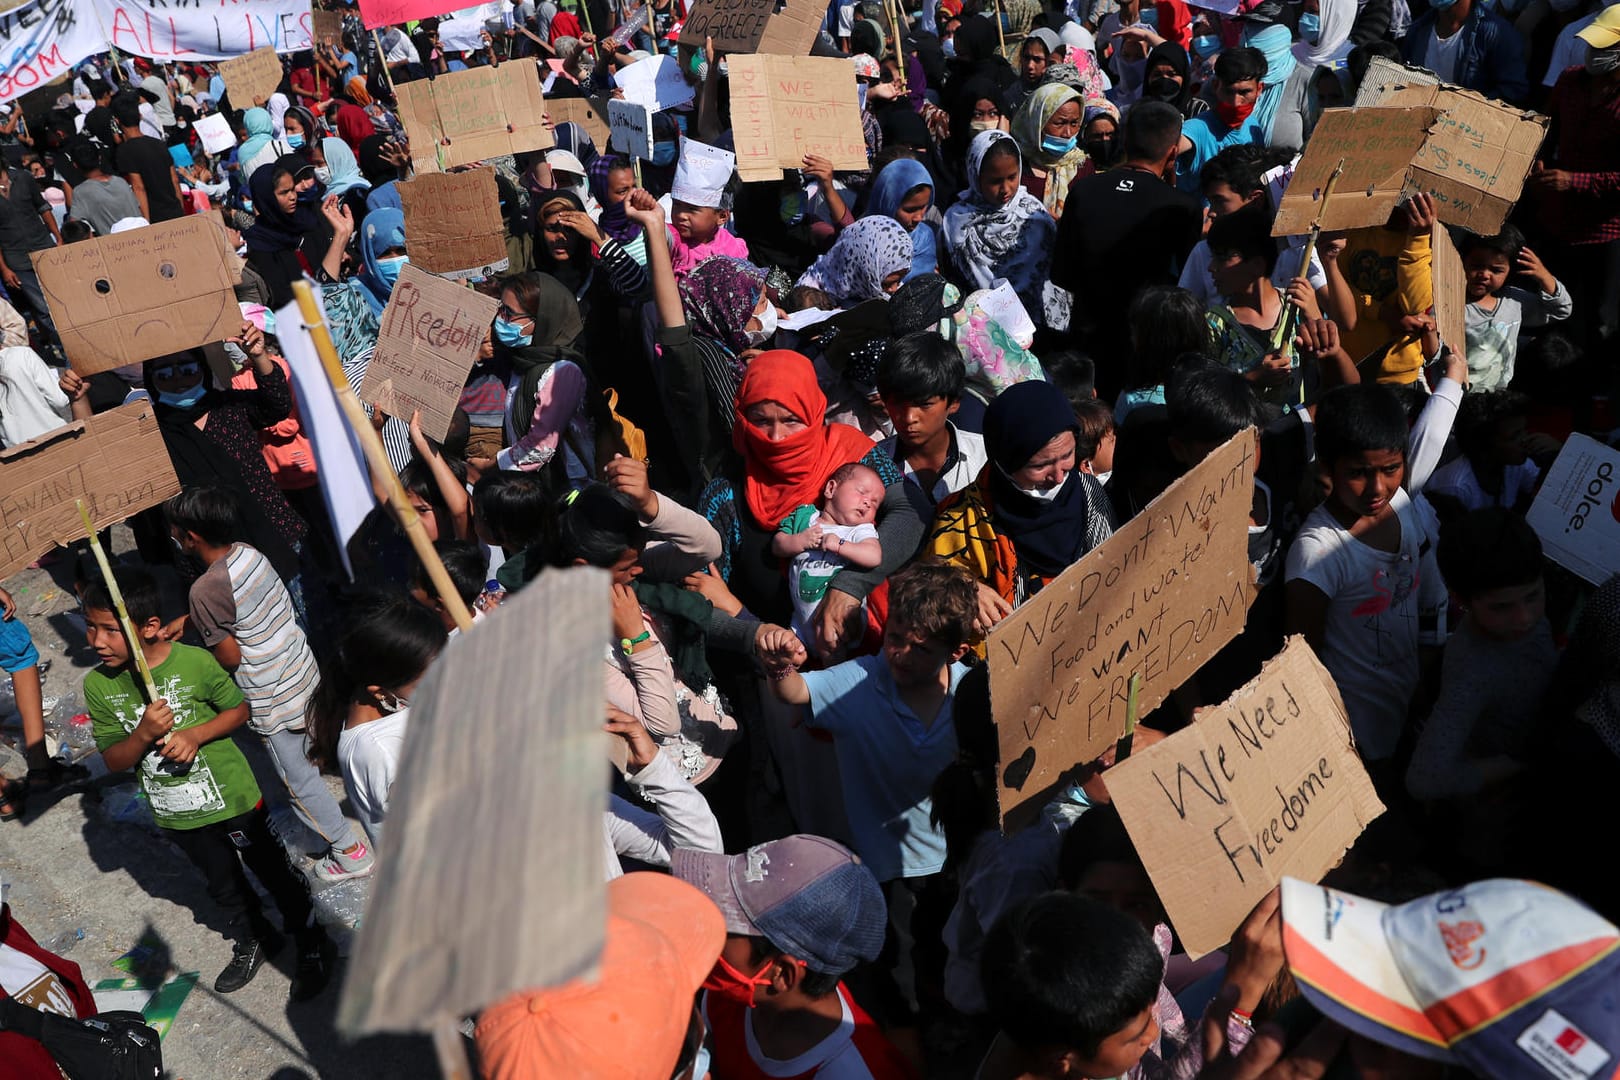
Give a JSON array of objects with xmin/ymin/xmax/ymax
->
[{"xmin": 695, "ymin": 350, "xmax": 925, "ymax": 657}]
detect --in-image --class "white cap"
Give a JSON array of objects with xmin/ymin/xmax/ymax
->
[
  {"xmin": 546, "ymin": 149, "xmax": 586, "ymax": 176},
  {"xmin": 671, "ymin": 139, "xmax": 736, "ymax": 210}
]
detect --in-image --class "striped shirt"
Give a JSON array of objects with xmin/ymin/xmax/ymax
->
[{"xmin": 188, "ymin": 544, "xmax": 320, "ymax": 736}]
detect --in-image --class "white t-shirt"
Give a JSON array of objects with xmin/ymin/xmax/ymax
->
[
  {"xmin": 1285, "ymin": 489, "xmax": 1446, "ymax": 761},
  {"xmin": 1179, "ymin": 238, "xmax": 1327, "ymax": 307},
  {"xmin": 1424, "ymin": 456, "xmax": 1542, "ymax": 513},
  {"xmin": 337, "ymin": 707, "xmax": 410, "ymax": 846},
  {"xmin": 0, "ymin": 942, "xmax": 77, "ymax": 1017},
  {"xmin": 787, "ymin": 512, "xmax": 879, "ymax": 649},
  {"xmin": 381, "ymin": 28, "xmax": 421, "ymax": 64},
  {"xmin": 1426, "ymin": 26, "xmax": 1465, "ymax": 83}
]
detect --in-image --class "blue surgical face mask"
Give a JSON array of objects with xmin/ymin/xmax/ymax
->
[
  {"xmin": 1041, "ymin": 133, "xmax": 1078, "ymax": 156},
  {"xmin": 1193, "ymin": 33, "xmax": 1221, "ymax": 58},
  {"xmin": 376, "ymin": 255, "xmax": 407, "ymax": 290},
  {"xmin": 1298, "ymin": 11, "xmax": 1320, "ymax": 41},
  {"xmin": 158, "ymin": 385, "xmax": 207, "ymax": 409},
  {"xmin": 493, "ymin": 317, "xmax": 532, "ymax": 348},
  {"xmin": 942, "ymin": 36, "xmax": 956, "ymax": 57},
  {"xmin": 651, "ymin": 140, "xmax": 677, "ymax": 166},
  {"xmin": 286, "ymin": 132, "xmax": 305, "ymax": 149}
]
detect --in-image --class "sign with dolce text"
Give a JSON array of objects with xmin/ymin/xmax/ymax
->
[
  {"xmin": 1106, "ymin": 638, "xmax": 1384, "ymax": 958},
  {"xmin": 395, "ymin": 61, "xmax": 552, "ymax": 172},
  {"xmin": 0, "ymin": 402, "xmax": 181, "ymax": 580},
  {"xmin": 218, "ymin": 46, "xmax": 284, "ymax": 109},
  {"xmin": 987, "ymin": 430, "xmax": 1256, "ymax": 831},
  {"xmin": 398, "ymin": 168, "xmax": 509, "ymax": 277},
  {"xmin": 360, "ymin": 262, "xmax": 500, "ymax": 443},
  {"xmin": 679, "ymin": 0, "xmax": 824, "ymax": 54},
  {"xmin": 32, "ymin": 213, "xmax": 241, "ymax": 376},
  {"xmin": 1527, "ymin": 434, "xmax": 1620, "ymax": 586},
  {"xmin": 608, "ymin": 98, "xmax": 653, "ymax": 159},
  {"xmin": 728, "ymin": 54, "xmax": 869, "ymax": 182}
]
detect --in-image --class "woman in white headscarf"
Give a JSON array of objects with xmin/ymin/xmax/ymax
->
[{"xmin": 1291, "ymin": 0, "xmax": 1356, "ymax": 68}]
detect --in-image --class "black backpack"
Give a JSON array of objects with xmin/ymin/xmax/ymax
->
[{"xmin": 0, "ymin": 997, "xmax": 163, "ymax": 1080}]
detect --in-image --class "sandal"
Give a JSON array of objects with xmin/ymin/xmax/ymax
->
[{"xmin": 0, "ymin": 779, "xmax": 25, "ymax": 822}]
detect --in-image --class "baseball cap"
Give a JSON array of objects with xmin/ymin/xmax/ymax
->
[
  {"xmin": 474, "ymin": 872, "xmax": 724, "ymax": 1080},
  {"xmin": 672, "ymin": 835, "xmax": 886, "ymax": 977},
  {"xmin": 1280, "ymin": 877, "xmax": 1620, "ymax": 1079},
  {"xmin": 1576, "ymin": 4, "xmax": 1620, "ymax": 49},
  {"xmin": 546, "ymin": 149, "xmax": 587, "ymax": 177}
]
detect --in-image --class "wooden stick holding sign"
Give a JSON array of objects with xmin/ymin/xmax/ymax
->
[
  {"xmin": 1114, "ymin": 673, "xmax": 1142, "ymax": 764},
  {"xmin": 75, "ymin": 499, "xmax": 159, "ymax": 705},
  {"xmin": 289, "ymin": 281, "xmax": 475, "ymax": 635}
]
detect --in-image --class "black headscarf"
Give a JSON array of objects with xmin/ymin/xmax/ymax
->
[
  {"xmin": 1142, "ymin": 42, "xmax": 1197, "ymax": 117},
  {"xmin": 499, "ymin": 272, "xmax": 588, "ymax": 440},
  {"xmin": 245, "ymin": 153, "xmax": 323, "ymax": 253},
  {"xmin": 982, "ymin": 380, "xmax": 1093, "ymax": 576}
]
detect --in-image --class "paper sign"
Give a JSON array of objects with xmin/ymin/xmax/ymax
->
[
  {"xmin": 358, "ymin": 0, "xmax": 453, "ymax": 29},
  {"xmin": 1527, "ymin": 434, "xmax": 1620, "ymax": 585},
  {"xmin": 437, "ymin": 0, "xmax": 507, "ymax": 52},
  {"xmin": 987, "ymin": 430, "xmax": 1256, "ymax": 832},
  {"xmin": 338, "ymin": 566, "xmax": 609, "ymax": 1034},
  {"xmin": 0, "ymin": 402, "xmax": 182, "ymax": 580},
  {"xmin": 218, "ymin": 47, "xmax": 284, "ymax": 109},
  {"xmin": 1431, "ymin": 224, "xmax": 1465, "ymax": 362},
  {"xmin": 612, "ymin": 53, "xmax": 695, "ymax": 110},
  {"xmin": 546, "ymin": 97, "xmax": 611, "ymax": 148},
  {"xmin": 312, "ymin": 8, "xmax": 344, "ymax": 45},
  {"xmin": 398, "ymin": 169, "xmax": 509, "ymax": 277},
  {"xmin": 609, "ymin": 98, "xmax": 654, "ymax": 159},
  {"xmin": 977, "ymin": 282, "xmax": 1036, "ymax": 349},
  {"xmin": 359, "ymin": 262, "xmax": 500, "ymax": 442},
  {"xmin": 395, "ymin": 61, "xmax": 553, "ymax": 172},
  {"xmin": 1351, "ymin": 55, "xmax": 1438, "ymax": 108},
  {"xmin": 679, "ymin": 0, "xmax": 823, "ymax": 53},
  {"xmin": 729, "ymin": 54, "xmax": 869, "ymax": 182},
  {"xmin": 1273, "ymin": 107, "xmax": 1439, "ymax": 236},
  {"xmin": 1358, "ymin": 83, "xmax": 1549, "ymax": 236},
  {"xmin": 1107, "ymin": 638, "xmax": 1384, "ymax": 958},
  {"xmin": 33, "ymin": 213, "xmax": 241, "ymax": 376},
  {"xmin": 193, "ymin": 112, "xmax": 236, "ymax": 155}
]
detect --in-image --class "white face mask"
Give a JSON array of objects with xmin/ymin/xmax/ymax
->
[
  {"xmin": 314, "ymin": 166, "xmax": 332, "ymax": 185},
  {"xmin": 1020, "ymin": 475, "xmax": 1069, "ymax": 501},
  {"xmin": 744, "ymin": 302, "xmax": 778, "ymax": 346}
]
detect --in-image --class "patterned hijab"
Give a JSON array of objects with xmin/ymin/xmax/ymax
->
[
  {"xmin": 679, "ymin": 256, "xmax": 767, "ymax": 355},
  {"xmin": 796, "ymin": 217, "xmax": 913, "ymax": 305},
  {"xmin": 941, "ymin": 130, "xmax": 1056, "ymax": 317},
  {"xmin": 1011, "ymin": 83, "xmax": 1087, "ymax": 217}
]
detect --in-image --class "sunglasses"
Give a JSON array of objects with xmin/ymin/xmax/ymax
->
[
  {"xmin": 495, "ymin": 303, "xmax": 531, "ymax": 321},
  {"xmin": 153, "ymin": 361, "xmax": 202, "ymax": 380}
]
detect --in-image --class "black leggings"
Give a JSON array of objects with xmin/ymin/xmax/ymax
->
[{"xmin": 165, "ymin": 802, "xmax": 315, "ymax": 943}]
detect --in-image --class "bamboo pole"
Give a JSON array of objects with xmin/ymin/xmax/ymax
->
[
  {"xmin": 76, "ymin": 500, "xmax": 159, "ymax": 702},
  {"xmin": 289, "ymin": 282, "xmax": 475, "ymax": 634},
  {"xmin": 1113, "ymin": 672, "xmax": 1142, "ymax": 763}
]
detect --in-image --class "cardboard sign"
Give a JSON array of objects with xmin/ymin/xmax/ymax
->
[
  {"xmin": 0, "ymin": 402, "xmax": 181, "ymax": 580},
  {"xmin": 193, "ymin": 112, "xmax": 236, "ymax": 155},
  {"xmin": 729, "ymin": 54, "xmax": 869, "ymax": 182},
  {"xmin": 217, "ymin": 46, "xmax": 283, "ymax": 109},
  {"xmin": 1358, "ymin": 83, "xmax": 1549, "ymax": 236},
  {"xmin": 1527, "ymin": 434, "xmax": 1620, "ymax": 585},
  {"xmin": 398, "ymin": 168, "xmax": 509, "ymax": 277},
  {"xmin": 679, "ymin": 0, "xmax": 824, "ymax": 54},
  {"xmin": 987, "ymin": 430, "xmax": 1257, "ymax": 831},
  {"xmin": 359, "ymin": 262, "xmax": 500, "ymax": 442},
  {"xmin": 33, "ymin": 213, "xmax": 241, "ymax": 376},
  {"xmin": 608, "ymin": 98, "xmax": 654, "ymax": 159},
  {"xmin": 338, "ymin": 566, "xmax": 609, "ymax": 1034},
  {"xmin": 546, "ymin": 97, "xmax": 610, "ymax": 148},
  {"xmin": 1273, "ymin": 107, "xmax": 1439, "ymax": 236},
  {"xmin": 312, "ymin": 8, "xmax": 344, "ymax": 46},
  {"xmin": 395, "ymin": 61, "xmax": 553, "ymax": 172},
  {"xmin": 1107, "ymin": 638, "xmax": 1384, "ymax": 958},
  {"xmin": 1351, "ymin": 55, "xmax": 1438, "ymax": 108},
  {"xmin": 1431, "ymin": 223, "xmax": 1465, "ymax": 362},
  {"xmin": 612, "ymin": 53, "xmax": 696, "ymax": 110}
]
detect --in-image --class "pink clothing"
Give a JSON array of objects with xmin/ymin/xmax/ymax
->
[
  {"xmin": 496, "ymin": 360, "xmax": 590, "ymax": 476},
  {"xmin": 669, "ymin": 224, "xmax": 751, "ymax": 279}
]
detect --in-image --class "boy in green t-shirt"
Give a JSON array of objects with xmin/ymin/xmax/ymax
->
[{"xmin": 83, "ymin": 566, "xmax": 332, "ymax": 1002}]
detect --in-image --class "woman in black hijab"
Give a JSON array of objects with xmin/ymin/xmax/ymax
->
[
  {"xmin": 1140, "ymin": 41, "xmax": 1207, "ymax": 118},
  {"xmin": 243, "ymin": 153, "xmax": 353, "ymax": 308}
]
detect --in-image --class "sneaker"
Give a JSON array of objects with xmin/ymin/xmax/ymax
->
[
  {"xmin": 215, "ymin": 930, "xmax": 283, "ymax": 994},
  {"xmin": 311, "ymin": 841, "xmax": 375, "ymax": 884},
  {"xmin": 288, "ymin": 935, "xmax": 334, "ymax": 1003}
]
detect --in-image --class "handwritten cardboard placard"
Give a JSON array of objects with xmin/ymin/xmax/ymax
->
[
  {"xmin": 1358, "ymin": 83, "xmax": 1549, "ymax": 236},
  {"xmin": 0, "ymin": 402, "xmax": 181, "ymax": 580},
  {"xmin": 546, "ymin": 97, "xmax": 610, "ymax": 148},
  {"xmin": 398, "ymin": 168, "xmax": 509, "ymax": 277},
  {"xmin": 218, "ymin": 46, "xmax": 283, "ymax": 109},
  {"xmin": 1431, "ymin": 223, "xmax": 1465, "ymax": 363},
  {"xmin": 1107, "ymin": 638, "xmax": 1384, "ymax": 957},
  {"xmin": 729, "ymin": 54, "xmax": 869, "ymax": 182},
  {"xmin": 988, "ymin": 430, "xmax": 1257, "ymax": 831},
  {"xmin": 608, "ymin": 98, "xmax": 653, "ymax": 159},
  {"xmin": 32, "ymin": 213, "xmax": 241, "ymax": 376},
  {"xmin": 395, "ymin": 61, "xmax": 552, "ymax": 172},
  {"xmin": 679, "ymin": 0, "xmax": 823, "ymax": 53},
  {"xmin": 1273, "ymin": 107, "xmax": 1439, "ymax": 236},
  {"xmin": 1351, "ymin": 55, "xmax": 1438, "ymax": 108},
  {"xmin": 359, "ymin": 262, "xmax": 500, "ymax": 442},
  {"xmin": 338, "ymin": 566, "xmax": 608, "ymax": 1034},
  {"xmin": 1527, "ymin": 434, "xmax": 1620, "ymax": 586},
  {"xmin": 312, "ymin": 7, "xmax": 344, "ymax": 45}
]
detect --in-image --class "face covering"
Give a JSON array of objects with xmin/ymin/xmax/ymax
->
[
  {"xmin": 1298, "ymin": 11, "xmax": 1321, "ymax": 41},
  {"xmin": 314, "ymin": 166, "xmax": 331, "ymax": 185},
  {"xmin": 968, "ymin": 118, "xmax": 998, "ymax": 133},
  {"xmin": 1041, "ymin": 133, "xmax": 1078, "ymax": 156},
  {"xmin": 493, "ymin": 317, "xmax": 532, "ymax": 348},
  {"xmin": 942, "ymin": 36, "xmax": 956, "ymax": 57},
  {"xmin": 743, "ymin": 302, "xmax": 778, "ymax": 347},
  {"xmin": 286, "ymin": 132, "xmax": 305, "ymax": 149},
  {"xmin": 376, "ymin": 255, "xmax": 407, "ymax": 290},
  {"xmin": 1215, "ymin": 98, "xmax": 1256, "ymax": 126},
  {"xmin": 158, "ymin": 384, "xmax": 207, "ymax": 409},
  {"xmin": 1021, "ymin": 474, "xmax": 1070, "ymax": 500},
  {"xmin": 1588, "ymin": 44, "xmax": 1620, "ymax": 74},
  {"xmin": 1145, "ymin": 76, "xmax": 1182, "ymax": 101},
  {"xmin": 1192, "ymin": 33, "xmax": 1221, "ymax": 58},
  {"xmin": 651, "ymin": 140, "xmax": 678, "ymax": 166},
  {"xmin": 701, "ymin": 956, "xmax": 776, "ymax": 1009},
  {"xmin": 1083, "ymin": 137, "xmax": 1114, "ymax": 161}
]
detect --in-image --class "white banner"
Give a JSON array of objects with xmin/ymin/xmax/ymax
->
[
  {"xmin": 436, "ymin": 1, "xmax": 507, "ymax": 54},
  {"xmin": 0, "ymin": 0, "xmax": 108, "ymax": 103}
]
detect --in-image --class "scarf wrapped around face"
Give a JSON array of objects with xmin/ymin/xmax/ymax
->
[
  {"xmin": 1011, "ymin": 83, "xmax": 1088, "ymax": 217},
  {"xmin": 732, "ymin": 350, "xmax": 876, "ymax": 529},
  {"xmin": 796, "ymin": 217, "xmax": 913, "ymax": 305},
  {"xmin": 589, "ymin": 154, "xmax": 640, "ymax": 244},
  {"xmin": 941, "ymin": 130, "xmax": 1056, "ymax": 324},
  {"xmin": 982, "ymin": 379, "xmax": 1093, "ymax": 576},
  {"xmin": 678, "ymin": 256, "xmax": 766, "ymax": 356}
]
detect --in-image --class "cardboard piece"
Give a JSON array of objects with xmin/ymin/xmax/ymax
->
[
  {"xmin": 0, "ymin": 402, "xmax": 181, "ymax": 580},
  {"xmin": 987, "ymin": 430, "xmax": 1257, "ymax": 831},
  {"xmin": 1352, "ymin": 55, "xmax": 1438, "ymax": 108},
  {"xmin": 32, "ymin": 213, "xmax": 241, "ymax": 376},
  {"xmin": 679, "ymin": 0, "xmax": 823, "ymax": 54},
  {"xmin": 193, "ymin": 112, "xmax": 236, "ymax": 155},
  {"xmin": 217, "ymin": 47, "xmax": 283, "ymax": 109},
  {"xmin": 612, "ymin": 53, "xmax": 696, "ymax": 110},
  {"xmin": 359, "ymin": 262, "xmax": 500, "ymax": 442},
  {"xmin": 608, "ymin": 98, "xmax": 654, "ymax": 159},
  {"xmin": 312, "ymin": 8, "xmax": 344, "ymax": 46},
  {"xmin": 1273, "ymin": 107, "xmax": 1439, "ymax": 236},
  {"xmin": 1431, "ymin": 224, "xmax": 1466, "ymax": 362},
  {"xmin": 395, "ymin": 61, "xmax": 553, "ymax": 173},
  {"xmin": 1527, "ymin": 434, "xmax": 1620, "ymax": 586},
  {"xmin": 338, "ymin": 566, "xmax": 608, "ymax": 1035},
  {"xmin": 545, "ymin": 97, "xmax": 610, "ymax": 148},
  {"xmin": 729, "ymin": 54, "xmax": 869, "ymax": 182},
  {"xmin": 1107, "ymin": 638, "xmax": 1385, "ymax": 958},
  {"xmin": 1358, "ymin": 83, "xmax": 1549, "ymax": 235},
  {"xmin": 398, "ymin": 169, "xmax": 509, "ymax": 277}
]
